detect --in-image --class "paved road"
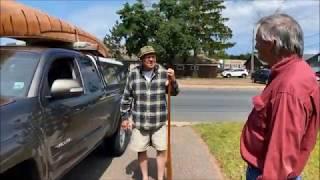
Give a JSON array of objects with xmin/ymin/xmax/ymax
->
[
  {"xmin": 172, "ymin": 88, "xmax": 261, "ymax": 122},
  {"xmin": 62, "ymin": 127, "xmax": 223, "ymax": 180}
]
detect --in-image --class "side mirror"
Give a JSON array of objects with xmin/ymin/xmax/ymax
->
[{"xmin": 50, "ymin": 79, "xmax": 83, "ymax": 99}]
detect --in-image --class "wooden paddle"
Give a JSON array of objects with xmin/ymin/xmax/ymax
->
[{"xmin": 166, "ymin": 80, "xmax": 173, "ymax": 180}]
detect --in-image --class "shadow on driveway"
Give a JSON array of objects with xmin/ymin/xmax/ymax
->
[
  {"xmin": 126, "ymin": 158, "xmax": 157, "ymax": 180},
  {"xmin": 62, "ymin": 153, "xmax": 113, "ymax": 180},
  {"xmin": 61, "ymin": 127, "xmax": 224, "ymax": 179}
]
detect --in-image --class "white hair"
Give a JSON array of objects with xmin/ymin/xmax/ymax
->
[{"xmin": 256, "ymin": 13, "xmax": 304, "ymax": 57}]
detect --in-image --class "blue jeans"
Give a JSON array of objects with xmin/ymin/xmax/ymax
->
[{"xmin": 246, "ymin": 165, "xmax": 302, "ymax": 180}]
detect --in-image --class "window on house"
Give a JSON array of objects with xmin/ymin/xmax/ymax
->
[
  {"xmin": 190, "ymin": 65, "xmax": 199, "ymax": 71},
  {"xmin": 176, "ymin": 65, "xmax": 184, "ymax": 70}
]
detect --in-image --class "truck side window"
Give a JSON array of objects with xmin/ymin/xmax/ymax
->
[
  {"xmin": 43, "ymin": 57, "xmax": 82, "ymax": 100},
  {"xmin": 48, "ymin": 59, "xmax": 76, "ymax": 88},
  {"xmin": 77, "ymin": 56, "xmax": 104, "ymax": 93},
  {"xmin": 100, "ymin": 63, "xmax": 120, "ymax": 86}
]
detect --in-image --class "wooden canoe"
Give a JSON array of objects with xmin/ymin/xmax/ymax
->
[{"xmin": 0, "ymin": 0, "xmax": 110, "ymax": 57}]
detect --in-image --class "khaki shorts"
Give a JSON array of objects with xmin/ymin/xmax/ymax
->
[{"xmin": 130, "ymin": 125, "xmax": 167, "ymax": 152}]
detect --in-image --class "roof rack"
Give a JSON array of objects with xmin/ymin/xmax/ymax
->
[{"xmin": 72, "ymin": 41, "xmax": 98, "ymax": 51}]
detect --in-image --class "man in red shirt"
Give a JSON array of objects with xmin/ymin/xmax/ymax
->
[{"xmin": 240, "ymin": 13, "xmax": 319, "ymax": 180}]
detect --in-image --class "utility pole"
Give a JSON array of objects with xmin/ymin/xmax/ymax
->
[{"xmin": 250, "ymin": 28, "xmax": 255, "ymax": 75}]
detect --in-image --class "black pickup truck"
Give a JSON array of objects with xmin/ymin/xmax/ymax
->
[{"xmin": 0, "ymin": 46, "xmax": 130, "ymax": 180}]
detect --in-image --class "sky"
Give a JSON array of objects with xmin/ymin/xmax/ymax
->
[{"xmin": 2, "ymin": 0, "xmax": 319, "ymax": 55}]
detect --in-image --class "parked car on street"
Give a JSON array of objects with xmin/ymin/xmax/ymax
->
[
  {"xmin": 251, "ymin": 68, "xmax": 271, "ymax": 84},
  {"xmin": 310, "ymin": 67, "xmax": 320, "ymax": 81},
  {"xmin": 0, "ymin": 46, "xmax": 130, "ymax": 180},
  {"xmin": 221, "ymin": 68, "xmax": 249, "ymax": 78}
]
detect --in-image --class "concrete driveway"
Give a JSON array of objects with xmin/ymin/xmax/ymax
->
[{"xmin": 62, "ymin": 126, "xmax": 224, "ymax": 180}]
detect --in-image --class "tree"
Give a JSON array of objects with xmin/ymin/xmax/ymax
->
[
  {"xmin": 104, "ymin": 22, "xmax": 123, "ymax": 59},
  {"xmin": 104, "ymin": 0, "xmax": 234, "ymax": 66},
  {"xmin": 184, "ymin": 0, "xmax": 234, "ymax": 57},
  {"xmin": 227, "ymin": 53, "xmax": 251, "ymax": 60},
  {"xmin": 214, "ymin": 50, "xmax": 229, "ymax": 59},
  {"xmin": 152, "ymin": 0, "xmax": 195, "ymax": 65},
  {"xmin": 104, "ymin": 1, "xmax": 161, "ymax": 58}
]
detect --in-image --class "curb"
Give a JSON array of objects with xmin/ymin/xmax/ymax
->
[
  {"xmin": 169, "ymin": 121, "xmax": 203, "ymax": 127},
  {"xmin": 180, "ymin": 85, "xmax": 265, "ymax": 90},
  {"xmin": 191, "ymin": 127, "xmax": 226, "ymax": 180}
]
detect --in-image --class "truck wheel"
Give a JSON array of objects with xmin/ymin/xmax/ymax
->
[{"xmin": 102, "ymin": 124, "xmax": 131, "ymax": 157}]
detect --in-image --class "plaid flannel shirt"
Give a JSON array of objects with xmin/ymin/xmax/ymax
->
[{"xmin": 120, "ymin": 64, "xmax": 179, "ymax": 130}]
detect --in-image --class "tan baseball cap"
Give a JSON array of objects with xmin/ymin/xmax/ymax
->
[{"xmin": 138, "ymin": 45, "xmax": 156, "ymax": 59}]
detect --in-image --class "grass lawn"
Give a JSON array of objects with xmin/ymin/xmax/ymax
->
[{"xmin": 193, "ymin": 122, "xmax": 319, "ymax": 180}]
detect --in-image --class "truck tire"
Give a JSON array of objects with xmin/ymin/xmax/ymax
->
[{"xmin": 102, "ymin": 123, "xmax": 131, "ymax": 157}]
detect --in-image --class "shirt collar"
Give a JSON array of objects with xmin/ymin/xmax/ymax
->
[{"xmin": 269, "ymin": 54, "xmax": 301, "ymax": 81}]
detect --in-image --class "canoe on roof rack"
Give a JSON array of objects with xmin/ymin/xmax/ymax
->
[{"xmin": 0, "ymin": 0, "xmax": 110, "ymax": 57}]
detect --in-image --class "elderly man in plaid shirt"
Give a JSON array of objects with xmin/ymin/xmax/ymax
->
[{"xmin": 120, "ymin": 45, "xmax": 179, "ymax": 180}]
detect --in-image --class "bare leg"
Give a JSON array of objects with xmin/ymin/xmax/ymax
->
[
  {"xmin": 156, "ymin": 150, "xmax": 166, "ymax": 180},
  {"xmin": 138, "ymin": 151, "xmax": 148, "ymax": 180}
]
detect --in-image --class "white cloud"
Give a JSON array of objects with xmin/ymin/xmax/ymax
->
[
  {"xmin": 223, "ymin": 0, "xmax": 319, "ymax": 55},
  {"xmin": 66, "ymin": 4, "xmax": 121, "ymax": 40},
  {"xmin": 60, "ymin": 0, "xmax": 318, "ymax": 55},
  {"xmin": 14, "ymin": 0, "xmax": 319, "ymax": 55},
  {"xmin": 51, "ymin": 0, "xmax": 318, "ymax": 54}
]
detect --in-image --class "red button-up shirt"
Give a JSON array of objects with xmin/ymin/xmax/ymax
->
[{"xmin": 240, "ymin": 55, "xmax": 320, "ymax": 180}]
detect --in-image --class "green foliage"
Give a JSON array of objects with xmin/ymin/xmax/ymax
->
[
  {"xmin": 228, "ymin": 53, "xmax": 251, "ymax": 60},
  {"xmin": 193, "ymin": 122, "xmax": 320, "ymax": 180},
  {"xmin": 193, "ymin": 122, "xmax": 246, "ymax": 180},
  {"xmin": 104, "ymin": 0, "xmax": 234, "ymax": 65},
  {"xmin": 104, "ymin": 22, "xmax": 123, "ymax": 59}
]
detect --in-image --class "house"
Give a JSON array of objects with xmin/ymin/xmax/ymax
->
[
  {"xmin": 121, "ymin": 53, "xmax": 220, "ymax": 78},
  {"xmin": 303, "ymin": 54, "xmax": 316, "ymax": 61},
  {"xmin": 305, "ymin": 53, "xmax": 320, "ymax": 72},
  {"xmin": 120, "ymin": 54, "xmax": 139, "ymax": 70},
  {"xmin": 222, "ymin": 59, "xmax": 246, "ymax": 69},
  {"xmin": 173, "ymin": 55, "xmax": 219, "ymax": 78}
]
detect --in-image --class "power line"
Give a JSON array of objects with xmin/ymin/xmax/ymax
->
[
  {"xmin": 305, "ymin": 33, "xmax": 320, "ymax": 38},
  {"xmin": 304, "ymin": 42, "xmax": 320, "ymax": 48},
  {"xmin": 296, "ymin": 13, "xmax": 319, "ymax": 21}
]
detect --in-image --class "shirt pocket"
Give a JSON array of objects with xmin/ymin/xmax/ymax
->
[
  {"xmin": 251, "ymin": 95, "xmax": 267, "ymax": 130},
  {"xmin": 153, "ymin": 78, "xmax": 166, "ymax": 94}
]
